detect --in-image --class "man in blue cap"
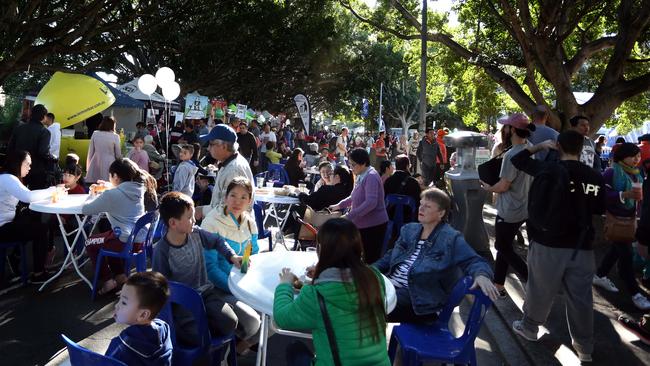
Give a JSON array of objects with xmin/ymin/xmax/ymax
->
[{"xmin": 195, "ymin": 124, "xmax": 254, "ymax": 220}]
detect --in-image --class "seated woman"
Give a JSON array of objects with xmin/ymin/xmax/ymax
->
[
  {"xmin": 201, "ymin": 177, "xmax": 262, "ymax": 354},
  {"xmin": 379, "ymin": 160, "xmax": 394, "ymax": 184},
  {"xmin": 312, "ymin": 161, "xmax": 333, "ymax": 192},
  {"xmin": 330, "ymin": 148, "xmax": 388, "ymax": 264},
  {"xmin": 274, "ymin": 218, "xmax": 391, "ymax": 366},
  {"xmin": 299, "ymin": 165, "xmax": 353, "ymax": 211},
  {"xmin": 284, "ymin": 148, "xmax": 310, "ymax": 188},
  {"xmin": 0, "ymin": 150, "xmax": 56, "ymax": 284},
  {"xmin": 82, "ymin": 158, "xmax": 154, "ymax": 295},
  {"xmin": 374, "ymin": 187, "xmax": 499, "ymax": 323}
]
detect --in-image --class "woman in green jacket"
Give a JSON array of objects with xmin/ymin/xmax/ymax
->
[{"xmin": 273, "ymin": 218, "xmax": 390, "ymax": 366}]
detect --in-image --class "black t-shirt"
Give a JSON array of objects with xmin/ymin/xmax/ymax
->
[{"xmin": 511, "ymin": 150, "xmax": 605, "ymax": 249}]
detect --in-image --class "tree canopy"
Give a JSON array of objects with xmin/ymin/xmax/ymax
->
[{"xmin": 343, "ymin": 0, "xmax": 650, "ymax": 133}]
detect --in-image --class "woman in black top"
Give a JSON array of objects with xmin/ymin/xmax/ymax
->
[
  {"xmin": 284, "ymin": 148, "xmax": 308, "ymax": 186},
  {"xmin": 298, "ymin": 165, "xmax": 353, "ymax": 211}
]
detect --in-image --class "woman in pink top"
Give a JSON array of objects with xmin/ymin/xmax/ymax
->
[
  {"xmin": 86, "ymin": 117, "xmax": 122, "ymax": 183},
  {"xmin": 127, "ymin": 136, "xmax": 150, "ymax": 172}
]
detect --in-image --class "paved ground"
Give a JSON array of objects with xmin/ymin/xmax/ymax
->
[
  {"xmin": 0, "ymin": 235, "xmax": 503, "ymax": 366},
  {"xmin": 482, "ymin": 204, "xmax": 650, "ymax": 366}
]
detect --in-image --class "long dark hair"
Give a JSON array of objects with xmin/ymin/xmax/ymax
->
[
  {"xmin": 109, "ymin": 158, "xmax": 157, "ymax": 207},
  {"xmin": 287, "ymin": 148, "xmax": 304, "ymax": 166},
  {"xmin": 333, "ymin": 165, "xmax": 353, "ymax": 195},
  {"xmin": 63, "ymin": 163, "xmax": 85, "ymax": 187},
  {"xmin": 2, "ymin": 150, "xmax": 30, "ymax": 181},
  {"xmin": 314, "ymin": 218, "xmax": 385, "ymax": 343}
]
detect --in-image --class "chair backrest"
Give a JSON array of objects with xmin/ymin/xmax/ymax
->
[
  {"xmin": 437, "ymin": 276, "xmax": 492, "ymax": 341},
  {"xmin": 121, "ymin": 211, "xmax": 158, "ymax": 255},
  {"xmin": 158, "ymin": 281, "xmax": 212, "ymax": 349},
  {"xmin": 268, "ymin": 163, "xmax": 289, "ymax": 185},
  {"xmin": 61, "ymin": 334, "xmax": 127, "ymax": 366},
  {"xmin": 385, "ymin": 194, "xmax": 417, "ymax": 232},
  {"xmin": 254, "ymin": 171, "xmax": 267, "ymax": 181}
]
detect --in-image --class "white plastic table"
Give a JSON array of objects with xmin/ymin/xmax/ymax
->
[
  {"xmin": 30, "ymin": 194, "xmax": 95, "ymax": 291},
  {"xmin": 228, "ymin": 251, "xmax": 396, "ymax": 366},
  {"xmin": 254, "ymin": 190, "xmax": 301, "ymax": 230}
]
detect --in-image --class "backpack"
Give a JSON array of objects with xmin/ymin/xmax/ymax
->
[{"xmin": 527, "ymin": 162, "xmax": 575, "ymax": 237}]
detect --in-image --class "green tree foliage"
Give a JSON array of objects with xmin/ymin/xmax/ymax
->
[{"xmin": 343, "ymin": 0, "xmax": 650, "ymax": 134}]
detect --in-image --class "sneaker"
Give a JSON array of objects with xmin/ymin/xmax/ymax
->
[
  {"xmin": 618, "ymin": 315, "xmax": 650, "ymax": 346},
  {"xmin": 512, "ymin": 320, "xmax": 538, "ymax": 341},
  {"xmin": 632, "ymin": 293, "xmax": 650, "ymax": 310},
  {"xmin": 592, "ymin": 275, "xmax": 619, "ymax": 292},
  {"xmin": 577, "ymin": 352, "xmax": 592, "ymax": 363}
]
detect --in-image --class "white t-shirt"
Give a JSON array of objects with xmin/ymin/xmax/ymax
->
[
  {"xmin": 336, "ymin": 135, "xmax": 348, "ymax": 156},
  {"xmin": 259, "ymin": 131, "xmax": 276, "ymax": 152},
  {"xmin": 48, "ymin": 122, "xmax": 61, "ymax": 159},
  {"xmin": 0, "ymin": 174, "xmax": 55, "ymax": 226}
]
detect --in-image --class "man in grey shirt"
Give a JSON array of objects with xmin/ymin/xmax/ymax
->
[
  {"xmin": 528, "ymin": 105, "xmax": 559, "ymax": 161},
  {"xmin": 481, "ymin": 112, "xmax": 534, "ymax": 295}
]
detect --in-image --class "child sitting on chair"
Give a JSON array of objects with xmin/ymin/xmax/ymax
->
[
  {"xmin": 152, "ymin": 191, "xmax": 242, "ymax": 346},
  {"xmin": 265, "ymin": 141, "xmax": 283, "ymax": 164},
  {"xmin": 105, "ymin": 271, "xmax": 173, "ymax": 366}
]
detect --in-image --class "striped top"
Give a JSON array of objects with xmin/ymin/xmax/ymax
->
[{"xmin": 389, "ymin": 240, "xmax": 424, "ymax": 288}]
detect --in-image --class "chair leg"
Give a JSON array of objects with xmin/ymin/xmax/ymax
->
[
  {"xmin": 388, "ymin": 332, "xmax": 398, "ymax": 363},
  {"xmin": 91, "ymin": 252, "xmax": 104, "ymax": 300},
  {"xmin": 227, "ymin": 336, "xmax": 238, "ymax": 366}
]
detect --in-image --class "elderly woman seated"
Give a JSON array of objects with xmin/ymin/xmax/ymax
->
[{"xmin": 374, "ymin": 187, "xmax": 499, "ymax": 323}]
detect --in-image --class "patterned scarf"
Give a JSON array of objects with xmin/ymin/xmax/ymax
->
[{"xmin": 613, "ymin": 161, "xmax": 642, "ymax": 210}]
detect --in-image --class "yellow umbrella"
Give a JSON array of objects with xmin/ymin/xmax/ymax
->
[{"xmin": 35, "ymin": 72, "xmax": 115, "ymax": 128}]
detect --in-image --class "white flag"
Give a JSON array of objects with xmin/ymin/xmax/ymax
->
[{"xmin": 294, "ymin": 94, "xmax": 311, "ymax": 135}]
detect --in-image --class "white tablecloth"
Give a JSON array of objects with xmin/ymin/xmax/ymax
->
[{"xmin": 30, "ymin": 193, "xmax": 90, "ymax": 215}]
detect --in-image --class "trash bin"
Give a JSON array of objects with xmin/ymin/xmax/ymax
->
[{"xmin": 443, "ymin": 131, "xmax": 490, "ymax": 256}]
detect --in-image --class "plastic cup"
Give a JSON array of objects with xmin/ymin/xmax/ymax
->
[
  {"xmin": 266, "ymin": 182, "xmax": 274, "ymax": 189},
  {"xmin": 256, "ymin": 177, "xmax": 265, "ymax": 188},
  {"xmin": 298, "ymin": 183, "xmax": 307, "ymax": 193}
]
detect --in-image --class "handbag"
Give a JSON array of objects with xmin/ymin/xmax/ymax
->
[
  {"xmin": 298, "ymin": 207, "xmax": 342, "ymax": 240},
  {"xmin": 603, "ymin": 212, "xmax": 637, "ymax": 243},
  {"xmin": 478, "ymin": 147, "xmax": 511, "ymax": 186},
  {"xmin": 317, "ymin": 290, "xmax": 342, "ymax": 366}
]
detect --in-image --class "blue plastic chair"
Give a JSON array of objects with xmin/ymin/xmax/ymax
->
[
  {"xmin": 254, "ymin": 203, "xmax": 273, "ymax": 251},
  {"xmin": 143, "ymin": 213, "xmax": 163, "ymax": 260},
  {"xmin": 91, "ymin": 211, "xmax": 157, "ymax": 300},
  {"xmin": 156, "ymin": 281, "xmax": 237, "ymax": 366},
  {"xmin": 61, "ymin": 334, "xmax": 127, "ymax": 366},
  {"xmin": 385, "ymin": 194, "xmax": 417, "ymax": 233},
  {"xmin": 0, "ymin": 241, "xmax": 28, "ymax": 286},
  {"xmin": 388, "ymin": 276, "xmax": 492, "ymax": 366},
  {"xmin": 268, "ymin": 163, "xmax": 290, "ymax": 186},
  {"xmin": 380, "ymin": 221, "xmax": 394, "ymax": 258}
]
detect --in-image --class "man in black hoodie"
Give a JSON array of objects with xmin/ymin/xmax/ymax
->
[
  {"xmin": 509, "ymin": 130, "xmax": 605, "ymax": 363},
  {"xmin": 7, "ymin": 104, "xmax": 53, "ymax": 188}
]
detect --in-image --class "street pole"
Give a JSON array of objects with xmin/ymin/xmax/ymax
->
[
  {"xmin": 419, "ymin": 0, "xmax": 427, "ymax": 131},
  {"xmin": 379, "ymin": 82, "xmax": 383, "ymax": 131}
]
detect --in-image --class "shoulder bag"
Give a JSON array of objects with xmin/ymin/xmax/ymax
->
[
  {"xmin": 603, "ymin": 212, "xmax": 637, "ymax": 243},
  {"xmin": 317, "ymin": 290, "xmax": 342, "ymax": 366},
  {"xmin": 478, "ymin": 147, "xmax": 511, "ymax": 185}
]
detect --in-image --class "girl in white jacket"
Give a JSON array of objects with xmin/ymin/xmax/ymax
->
[{"xmin": 0, "ymin": 151, "xmax": 56, "ymax": 284}]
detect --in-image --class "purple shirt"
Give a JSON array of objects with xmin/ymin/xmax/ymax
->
[{"xmin": 337, "ymin": 167, "xmax": 389, "ymax": 228}]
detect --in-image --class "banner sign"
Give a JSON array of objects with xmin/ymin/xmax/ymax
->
[
  {"xmin": 236, "ymin": 103, "xmax": 247, "ymax": 119},
  {"xmin": 294, "ymin": 94, "xmax": 311, "ymax": 135},
  {"xmin": 184, "ymin": 92, "xmax": 209, "ymax": 119}
]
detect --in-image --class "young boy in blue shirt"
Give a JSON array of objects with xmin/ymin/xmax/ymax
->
[
  {"xmin": 152, "ymin": 191, "xmax": 242, "ymax": 346},
  {"xmin": 105, "ymin": 271, "xmax": 172, "ymax": 366}
]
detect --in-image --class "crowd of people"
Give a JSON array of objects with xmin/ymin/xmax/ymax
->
[{"xmin": 3, "ymin": 102, "xmax": 650, "ymax": 364}]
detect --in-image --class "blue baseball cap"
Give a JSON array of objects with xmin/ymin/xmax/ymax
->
[{"xmin": 200, "ymin": 124, "xmax": 237, "ymax": 144}]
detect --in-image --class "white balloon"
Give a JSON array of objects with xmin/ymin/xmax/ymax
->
[
  {"xmin": 137, "ymin": 74, "xmax": 157, "ymax": 95},
  {"xmin": 162, "ymin": 81, "xmax": 180, "ymax": 101},
  {"xmin": 155, "ymin": 67, "xmax": 175, "ymax": 87}
]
